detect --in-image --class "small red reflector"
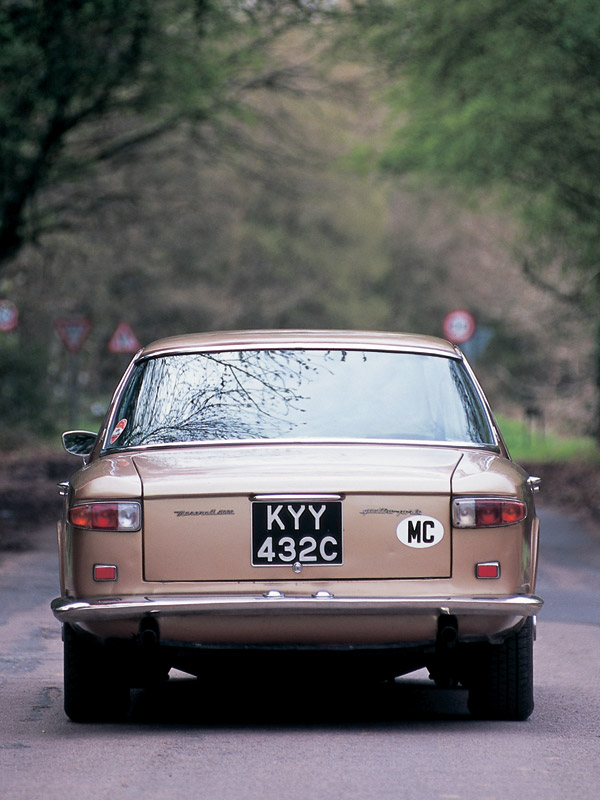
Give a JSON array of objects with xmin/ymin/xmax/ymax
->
[
  {"xmin": 94, "ymin": 565, "xmax": 117, "ymax": 581},
  {"xmin": 476, "ymin": 562, "xmax": 500, "ymax": 579}
]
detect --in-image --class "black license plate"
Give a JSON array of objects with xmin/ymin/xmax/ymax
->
[{"xmin": 251, "ymin": 500, "xmax": 343, "ymax": 567}]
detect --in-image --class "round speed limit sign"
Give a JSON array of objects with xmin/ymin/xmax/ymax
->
[
  {"xmin": 442, "ymin": 309, "xmax": 476, "ymax": 344},
  {"xmin": 0, "ymin": 299, "xmax": 19, "ymax": 333}
]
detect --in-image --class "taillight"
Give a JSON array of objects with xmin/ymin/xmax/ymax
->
[
  {"xmin": 452, "ymin": 497, "xmax": 527, "ymax": 528},
  {"xmin": 68, "ymin": 502, "xmax": 141, "ymax": 531}
]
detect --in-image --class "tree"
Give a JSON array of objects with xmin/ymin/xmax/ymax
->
[
  {"xmin": 0, "ymin": 6, "xmax": 400, "ymax": 442},
  {"xmin": 349, "ymin": 0, "xmax": 600, "ymax": 431},
  {"xmin": 353, "ymin": 0, "xmax": 600, "ymax": 266},
  {"xmin": 0, "ymin": 0, "xmax": 322, "ymax": 269}
]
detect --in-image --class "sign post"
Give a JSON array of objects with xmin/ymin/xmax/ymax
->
[{"xmin": 54, "ymin": 318, "xmax": 93, "ymax": 428}]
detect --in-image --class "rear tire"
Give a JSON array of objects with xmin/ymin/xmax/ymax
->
[
  {"xmin": 466, "ymin": 617, "xmax": 534, "ymax": 721},
  {"xmin": 63, "ymin": 624, "xmax": 131, "ymax": 722}
]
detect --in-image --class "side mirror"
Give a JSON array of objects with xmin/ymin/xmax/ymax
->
[{"xmin": 62, "ymin": 430, "xmax": 97, "ymax": 459}]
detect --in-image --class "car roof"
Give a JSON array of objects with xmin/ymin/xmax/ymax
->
[{"xmin": 139, "ymin": 330, "xmax": 460, "ymax": 359}]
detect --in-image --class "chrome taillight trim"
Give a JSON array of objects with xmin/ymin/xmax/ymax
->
[
  {"xmin": 452, "ymin": 497, "xmax": 527, "ymax": 528},
  {"xmin": 68, "ymin": 501, "xmax": 142, "ymax": 532}
]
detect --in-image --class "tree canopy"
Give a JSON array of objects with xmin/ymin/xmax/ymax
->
[
  {"xmin": 1, "ymin": 0, "xmax": 598, "ymax": 445},
  {"xmin": 358, "ymin": 0, "xmax": 600, "ymax": 283},
  {"xmin": 0, "ymin": 0, "xmax": 321, "ymax": 267}
]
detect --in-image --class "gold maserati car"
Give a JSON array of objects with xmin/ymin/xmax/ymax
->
[{"xmin": 52, "ymin": 330, "xmax": 542, "ymax": 721}]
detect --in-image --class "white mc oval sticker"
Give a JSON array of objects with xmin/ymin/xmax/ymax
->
[{"xmin": 396, "ymin": 515, "xmax": 445, "ymax": 548}]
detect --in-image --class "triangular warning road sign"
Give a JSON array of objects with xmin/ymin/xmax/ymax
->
[
  {"xmin": 107, "ymin": 322, "xmax": 142, "ymax": 354},
  {"xmin": 55, "ymin": 318, "xmax": 93, "ymax": 353}
]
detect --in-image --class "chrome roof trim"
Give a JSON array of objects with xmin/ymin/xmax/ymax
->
[{"xmin": 138, "ymin": 329, "xmax": 459, "ymax": 360}]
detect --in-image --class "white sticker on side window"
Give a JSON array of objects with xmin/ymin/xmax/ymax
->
[
  {"xmin": 109, "ymin": 418, "xmax": 128, "ymax": 445},
  {"xmin": 396, "ymin": 515, "xmax": 444, "ymax": 548}
]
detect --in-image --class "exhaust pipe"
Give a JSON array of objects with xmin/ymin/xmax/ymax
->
[
  {"xmin": 436, "ymin": 615, "xmax": 458, "ymax": 649},
  {"xmin": 428, "ymin": 615, "xmax": 460, "ymax": 688},
  {"xmin": 438, "ymin": 623, "xmax": 458, "ymax": 646},
  {"xmin": 138, "ymin": 617, "xmax": 160, "ymax": 647}
]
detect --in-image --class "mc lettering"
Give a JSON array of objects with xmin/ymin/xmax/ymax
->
[
  {"xmin": 407, "ymin": 520, "xmax": 423, "ymax": 544},
  {"xmin": 422, "ymin": 519, "xmax": 436, "ymax": 543},
  {"xmin": 397, "ymin": 515, "xmax": 444, "ymax": 548}
]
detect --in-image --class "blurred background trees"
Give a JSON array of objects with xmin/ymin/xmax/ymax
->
[
  {"xmin": 348, "ymin": 0, "xmax": 600, "ymax": 434},
  {"xmin": 0, "ymin": 0, "xmax": 324, "ymax": 269},
  {"xmin": 1, "ymin": 0, "xmax": 598, "ymax": 447}
]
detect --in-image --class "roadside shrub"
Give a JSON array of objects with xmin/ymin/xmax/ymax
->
[{"xmin": 0, "ymin": 337, "xmax": 56, "ymax": 449}]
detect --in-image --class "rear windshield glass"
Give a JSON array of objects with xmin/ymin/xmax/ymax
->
[{"xmin": 104, "ymin": 349, "xmax": 495, "ymax": 449}]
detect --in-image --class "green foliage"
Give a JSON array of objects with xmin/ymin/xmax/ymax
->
[
  {"xmin": 0, "ymin": 12, "xmax": 399, "ymax": 440},
  {"xmin": 0, "ymin": 335, "xmax": 55, "ymax": 445},
  {"xmin": 359, "ymin": 0, "xmax": 600, "ymax": 277},
  {"xmin": 346, "ymin": 0, "xmax": 600, "ymax": 439},
  {"xmin": 2, "ymin": 0, "xmax": 597, "ymax": 447},
  {"xmin": 0, "ymin": 0, "xmax": 153, "ymax": 261},
  {"xmin": 496, "ymin": 415, "xmax": 600, "ymax": 463},
  {"xmin": 0, "ymin": 0, "xmax": 326, "ymax": 267}
]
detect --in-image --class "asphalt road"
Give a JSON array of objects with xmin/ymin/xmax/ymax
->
[{"xmin": 0, "ymin": 505, "xmax": 599, "ymax": 800}]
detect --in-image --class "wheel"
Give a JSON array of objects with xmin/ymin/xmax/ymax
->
[
  {"xmin": 63, "ymin": 624, "xmax": 131, "ymax": 722},
  {"xmin": 466, "ymin": 617, "xmax": 534, "ymax": 721}
]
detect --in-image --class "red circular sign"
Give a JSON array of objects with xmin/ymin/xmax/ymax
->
[
  {"xmin": 442, "ymin": 309, "xmax": 477, "ymax": 344},
  {"xmin": 0, "ymin": 299, "xmax": 19, "ymax": 332}
]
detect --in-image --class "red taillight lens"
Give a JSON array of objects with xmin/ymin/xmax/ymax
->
[
  {"xmin": 68, "ymin": 502, "xmax": 141, "ymax": 531},
  {"xmin": 502, "ymin": 501, "xmax": 526, "ymax": 524},
  {"xmin": 86, "ymin": 503, "xmax": 116, "ymax": 529},
  {"xmin": 453, "ymin": 498, "xmax": 527, "ymax": 528},
  {"xmin": 68, "ymin": 505, "xmax": 92, "ymax": 528},
  {"xmin": 476, "ymin": 502, "xmax": 503, "ymax": 526},
  {"xmin": 93, "ymin": 504, "xmax": 120, "ymax": 529}
]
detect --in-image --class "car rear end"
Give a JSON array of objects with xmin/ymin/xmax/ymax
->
[{"xmin": 52, "ymin": 330, "xmax": 542, "ymax": 720}]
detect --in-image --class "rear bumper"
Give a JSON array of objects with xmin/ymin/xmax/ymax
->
[
  {"xmin": 52, "ymin": 592, "xmax": 543, "ymax": 620},
  {"xmin": 51, "ymin": 593, "xmax": 543, "ymax": 646}
]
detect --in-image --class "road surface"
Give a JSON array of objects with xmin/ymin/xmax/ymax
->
[{"xmin": 0, "ymin": 505, "xmax": 599, "ymax": 800}]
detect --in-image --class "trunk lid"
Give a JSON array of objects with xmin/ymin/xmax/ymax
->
[{"xmin": 134, "ymin": 443, "xmax": 463, "ymax": 581}]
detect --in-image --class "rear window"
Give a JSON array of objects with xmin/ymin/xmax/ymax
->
[{"xmin": 104, "ymin": 349, "xmax": 495, "ymax": 449}]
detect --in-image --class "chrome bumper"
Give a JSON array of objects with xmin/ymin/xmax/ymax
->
[{"xmin": 51, "ymin": 593, "xmax": 543, "ymax": 624}]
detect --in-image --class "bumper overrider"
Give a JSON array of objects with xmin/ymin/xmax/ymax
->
[{"xmin": 51, "ymin": 593, "xmax": 543, "ymax": 647}]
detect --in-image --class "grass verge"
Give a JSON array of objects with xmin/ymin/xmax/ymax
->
[{"xmin": 496, "ymin": 415, "xmax": 600, "ymax": 464}]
